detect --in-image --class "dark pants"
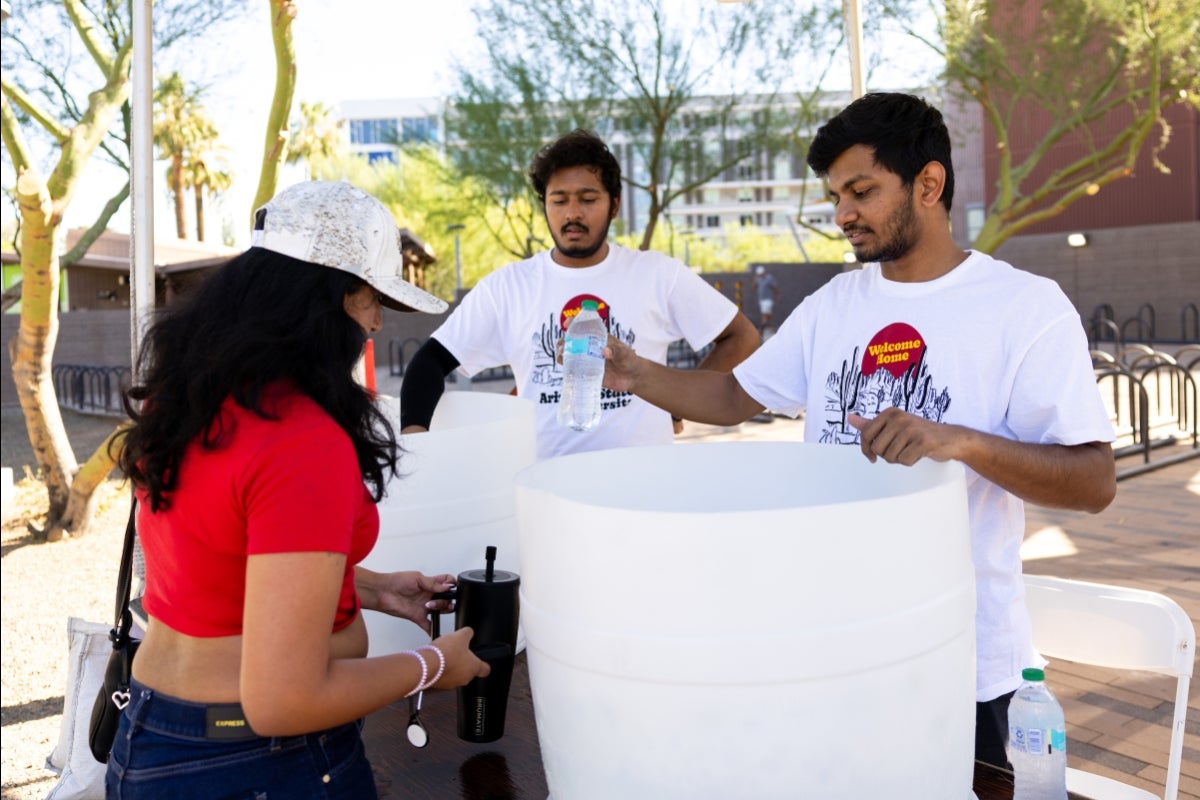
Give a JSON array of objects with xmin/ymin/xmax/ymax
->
[
  {"xmin": 107, "ymin": 678, "xmax": 376, "ymax": 800},
  {"xmin": 976, "ymin": 690, "xmax": 1016, "ymax": 768}
]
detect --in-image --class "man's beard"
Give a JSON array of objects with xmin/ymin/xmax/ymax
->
[
  {"xmin": 847, "ymin": 195, "xmax": 920, "ymax": 263},
  {"xmin": 551, "ymin": 208, "xmax": 614, "ymax": 261}
]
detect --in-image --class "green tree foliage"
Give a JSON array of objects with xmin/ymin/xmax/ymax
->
[
  {"xmin": 899, "ymin": 0, "xmax": 1199, "ymax": 252},
  {"xmin": 154, "ymin": 72, "xmax": 221, "ymax": 239},
  {"xmin": 623, "ymin": 221, "xmax": 850, "ymax": 273},
  {"xmin": 184, "ymin": 144, "xmax": 233, "ymax": 243},
  {"xmin": 1, "ymin": 0, "xmax": 251, "ymax": 540},
  {"xmin": 327, "ymin": 146, "xmax": 545, "ymax": 300},
  {"xmin": 286, "ymin": 100, "xmax": 344, "ymax": 180},
  {"xmin": 446, "ymin": 0, "xmax": 840, "ymax": 253}
]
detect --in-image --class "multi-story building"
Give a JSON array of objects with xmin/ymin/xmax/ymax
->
[
  {"xmin": 340, "ymin": 97, "xmax": 445, "ymax": 166},
  {"xmin": 339, "ymin": 94, "xmax": 842, "ymax": 244},
  {"xmin": 339, "ymin": 91, "xmax": 1197, "ymax": 342}
]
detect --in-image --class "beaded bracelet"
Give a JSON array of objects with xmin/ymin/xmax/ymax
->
[
  {"xmin": 401, "ymin": 650, "xmax": 428, "ymax": 698},
  {"xmin": 418, "ymin": 644, "xmax": 446, "ymax": 689}
]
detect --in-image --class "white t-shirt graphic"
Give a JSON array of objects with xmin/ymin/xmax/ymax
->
[
  {"xmin": 433, "ymin": 244, "xmax": 738, "ymax": 459},
  {"xmin": 734, "ymin": 251, "xmax": 1115, "ymax": 701}
]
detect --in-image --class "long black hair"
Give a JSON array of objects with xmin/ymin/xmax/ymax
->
[{"xmin": 115, "ymin": 247, "xmax": 398, "ymax": 511}]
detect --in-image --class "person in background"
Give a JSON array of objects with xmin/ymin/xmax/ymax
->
[
  {"xmin": 399, "ymin": 129, "xmax": 760, "ymax": 459},
  {"xmin": 110, "ymin": 181, "xmax": 490, "ymax": 799},
  {"xmin": 599, "ymin": 93, "xmax": 1116, "ymax": 768},
  {"xmin": 753, "ymin": 265, "xmax": 781, "ymax": 330}
]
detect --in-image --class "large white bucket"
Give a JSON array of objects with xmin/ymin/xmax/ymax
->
[
  {"xmin": 362, "ymin": 391, "xmax": 536, "ymax": 655},
  {"xmin": 515, "ymin": 442, "xmax": 975, "ymax": 800}
]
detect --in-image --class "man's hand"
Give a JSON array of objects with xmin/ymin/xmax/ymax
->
[
  {"xmin": 354, "ymin": 568, "xmax": 456, "ymax": 633},
  {"xmin": 847, "ymin": 409, "xmax": 967, "ymax": 465},
  {"xmin": 601, "ymin": 336, "xmax": 643, "ymax": 393}
]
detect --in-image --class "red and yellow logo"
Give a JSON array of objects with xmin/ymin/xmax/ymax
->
[
  {"xmin": 862, "ymin": 322, "xmax": 925, "ymax": 379},
  {"xmin": 560, "ymin": 294, "xmax": 610, "ymax": 331}
]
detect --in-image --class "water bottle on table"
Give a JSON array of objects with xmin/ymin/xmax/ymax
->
[
  {"xmin": 1008, "ymin": 667, "xmax": 1067, "ymax": 800},
  {"xmin": 558, "ymin": 299, "xmax": 607, "ymax": 432}
]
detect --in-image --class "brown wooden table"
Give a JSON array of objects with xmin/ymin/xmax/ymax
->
[{"xmin": 365, "ymin": 653, "xmax": 1090, "ymax": 799}]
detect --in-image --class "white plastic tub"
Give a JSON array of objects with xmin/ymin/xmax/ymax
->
[
  {"xmin": 362, "ymin": 391, "xmax": 536, "ymax": 655},
  {"xmin": 515, "ymin": 441, "xmax": 974, "ymax": 800}
]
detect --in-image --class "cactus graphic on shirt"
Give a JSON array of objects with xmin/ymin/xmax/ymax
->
[{"xmin": 821, "ymin": 326, "xmax": 951, "ymax": 444}]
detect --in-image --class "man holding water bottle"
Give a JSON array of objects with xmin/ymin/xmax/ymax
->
[
  {"xmin": 400, "ymin": 129, "xmax": 758, "ymax": 460},
  {"xmin": 600, "ymin": 93, "xmax": 1117, "ymax": 768}
]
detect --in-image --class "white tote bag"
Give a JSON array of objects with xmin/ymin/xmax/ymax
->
[{"xmin": 46, "ymin": 616, "xmax": 111, "ymax": 800}]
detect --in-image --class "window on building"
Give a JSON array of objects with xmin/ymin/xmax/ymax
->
[
  {"xmin": 773, "ymin": 153, "xmax": 792, "ymax": 182},
  {"xmin": 349, "ymin": 118, "xmax": 398, "ymax": 146},
  {"xmin": 367, "ymin": 151, "xmax": 396, "ymax": 165},
  {"xmin": 739, "ymin": 214, "xmax": 753, "ymax": 227},
  {"xmin": 703, "ymin": 189, "xmax": 719, "ymax": 205},
  {"xmin": 703, "ymin": 140, "xmax": 721, "ymax": 172},
  {"xmin": 966, "ymin": 203, "xmax": 986, "ymax": 243},
  {"xmin": 705, "ymin": 215, "xmax": 721, "ymax": 228},
  {"xmin": 736, "ymin": 163, "xmax": 757, "ymax": 180},
  {"xmin": 737, "ymin": 188, "xmax": 753, "ymax": 203},
  {"xmin": 400, "ymin": 116, "xmax": 439, "ymax": 144}
]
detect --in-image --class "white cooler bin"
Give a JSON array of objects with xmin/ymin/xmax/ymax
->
[
  {"xmin": 516, "ymin": 441, "xmax": 975, "ymax": 800},
  {"xmin": 362, "ymin": 391, "xmax": 536, "ymax": 655}
]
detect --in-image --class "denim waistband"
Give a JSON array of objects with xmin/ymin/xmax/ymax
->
[{"xmin": 126, "ymin": 677, "xmax": 258, "ymax": 741}]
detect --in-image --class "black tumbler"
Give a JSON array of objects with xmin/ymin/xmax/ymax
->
[{"xmin": 454, "ymin": 548, "xmax": 519, "ymax": 743}]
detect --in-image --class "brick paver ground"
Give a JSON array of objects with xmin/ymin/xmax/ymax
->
[{"xmin": 1022, "ymin": 448, "xmax": 1199, "ymax": 799}]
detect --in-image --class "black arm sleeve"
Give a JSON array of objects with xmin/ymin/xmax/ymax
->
[{"xmin": 399, "ymin": 337, "xmax": 461, "ymax": 430}]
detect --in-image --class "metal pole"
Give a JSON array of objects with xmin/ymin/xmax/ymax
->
[
  {"xmin": 454, "ymin": 234, "xmax": 462, "ymax": 296},
  {"xmin": 130, "ymin": 0, "xmax": 155, "ymax": 371},
  {"xmin": 447, "ymin": 222, "xmax": 465, "ymax": 298},
  {"xmin": 844, "ymin": 0, "xmax": 865, "ymax": 99}
]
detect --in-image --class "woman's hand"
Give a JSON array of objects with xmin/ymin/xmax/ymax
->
[
  {"xmin": 355, "ymin": 567, "xmax": 455, "ymax": 633},
  {"xmin": 430, "ymin": 627, "xmax": 492, "ymax": 689}
]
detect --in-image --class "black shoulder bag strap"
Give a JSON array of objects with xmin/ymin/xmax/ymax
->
[
  {"xmin": 88, "ymin": 492, "xmax": 142, "ymax": 763},
  {"xmin": 112, "ymin": 495, "xmax": 138, "ymax": 652}
]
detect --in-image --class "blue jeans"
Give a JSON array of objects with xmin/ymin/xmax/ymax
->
[{"xmin": 106, "ymin": 678, "xmax": 377, "ymax": 800}]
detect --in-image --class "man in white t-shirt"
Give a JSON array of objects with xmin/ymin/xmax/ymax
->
[
  {"xmin": 601, "ymin": 93, "xmax": 1117, "ymax": 768},
  {"xmin": 399, "ymin": 129, "xmax": 759, "ymax": 459}
]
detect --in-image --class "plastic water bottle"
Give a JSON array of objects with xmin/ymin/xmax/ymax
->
[
  {"xmin": 1008, "ymin": 667, "xmax": 1067, "ymax": 800},
  {"xmin": 558, "ymin": 299, "xmax": 607, "ymax": 432}
]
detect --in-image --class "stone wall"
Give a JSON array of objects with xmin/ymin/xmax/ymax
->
[{"xmin": 993, "ymin": 221, "xmax": 1200, "ymax": 342}]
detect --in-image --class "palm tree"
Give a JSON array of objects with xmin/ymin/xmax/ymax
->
[
  {"xmin": 287, "ymin": 101, "xmax": 345, "ymax": 180},
  {"xmin": 153, "ymin": 72, "xmax": 219, "ymax": 238},
  {"xmin": 188, "ymin": 151, "xmax": 233, "ymax": 242}
]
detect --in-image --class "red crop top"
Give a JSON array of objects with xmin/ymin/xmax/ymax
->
[{"xmin": 139, "ymin": 384, "xmax": 379, "ymax": 637}]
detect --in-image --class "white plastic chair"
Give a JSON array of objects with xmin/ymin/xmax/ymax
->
[{"xmin": 1023, "ymin": 574, "xmax": 1196, "ymax": 800}]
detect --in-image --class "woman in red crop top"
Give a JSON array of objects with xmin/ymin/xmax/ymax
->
[{"xmin": 107, "ymin": 182, "xmax": 489, "ymax": 799}]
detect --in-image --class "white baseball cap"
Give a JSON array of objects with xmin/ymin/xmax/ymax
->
[
  {"xmin": 755, "ymin": 265, "xmax": 766, "ymax": 275},
  {"xmin": 251, "ymin": 181, "xmax": 448, "ymax": 314}
]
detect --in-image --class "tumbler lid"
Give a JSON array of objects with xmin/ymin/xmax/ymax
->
[{"xmin": 459, "ymin": 568, "xmax": 520, "ymax": 585}]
